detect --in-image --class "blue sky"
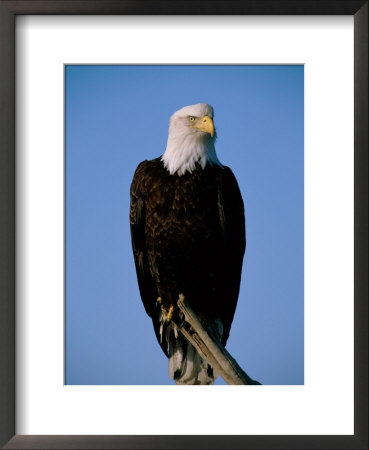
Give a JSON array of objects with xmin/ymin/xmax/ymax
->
[{"xmin": 65, "ymin": 65, "xmax": 304, "ymax": 385}]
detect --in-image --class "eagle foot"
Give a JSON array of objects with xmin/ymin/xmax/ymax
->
[
  {"xmin": 157, "ymin": 296, "xmax": 175, "ymax": 323},
  {"xmin": 166, "ymin": 305, "xmax": 174, "ymax": 322}
]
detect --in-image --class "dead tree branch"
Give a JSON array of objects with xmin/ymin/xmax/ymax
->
[{"xmin": 177, "ymin": 294, "xmax": 261, "ymax": 385}]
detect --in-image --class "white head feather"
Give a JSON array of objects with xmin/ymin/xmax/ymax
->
[{"xmin": 161, "ymin": 103, "xmax": 222, "ymax": 176}]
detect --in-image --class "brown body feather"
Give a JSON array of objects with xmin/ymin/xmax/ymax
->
[{"xmin": 130, "ymin": 157, "xmax": 245, "ymax": 358}]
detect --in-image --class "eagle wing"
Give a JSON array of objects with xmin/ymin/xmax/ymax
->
[
  {"xmin": 130, "ymin": 160, "xmax": 169, "ymax": 354},
  {"xmin": 129, "ymin": 160, "xmax": 158, "ymax": 319},
  {"xmin": 216, "ymin": 166, "xmax": 246, "ymax": 345}
]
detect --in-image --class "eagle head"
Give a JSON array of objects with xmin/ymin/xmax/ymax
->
[{"xmin": 162, "ymin": 103, "xmax": 222, "ymax": 176}]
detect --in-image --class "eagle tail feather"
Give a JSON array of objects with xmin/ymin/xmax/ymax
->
[{"xmin": 166, "ymin": 322, "xmax": 217, "ymax": 385}]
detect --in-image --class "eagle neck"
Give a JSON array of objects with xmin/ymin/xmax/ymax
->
[{"xmin": 161, "ymin": 132, "xmax": 222, "ymax": 176}]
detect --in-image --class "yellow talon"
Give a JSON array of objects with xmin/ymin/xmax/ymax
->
[{"xmin": 166, "ymin": 305, "xmax": 174, "ymax": 322}]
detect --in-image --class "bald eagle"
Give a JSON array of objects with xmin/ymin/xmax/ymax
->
[{"xmin": 130, "ymin": 103, "xmax": 245, "ymax": 384}]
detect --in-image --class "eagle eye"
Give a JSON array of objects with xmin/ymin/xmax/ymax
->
[{"xmin": 188, "ymin": 116, "xmax": 196, "ymax": 123}]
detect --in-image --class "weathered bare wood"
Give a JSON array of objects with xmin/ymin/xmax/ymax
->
[{"xmin": 177, "ymin": 294, "xmax": 261, "ymax": 385}]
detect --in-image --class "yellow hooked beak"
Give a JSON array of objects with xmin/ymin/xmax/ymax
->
[{"xmin": 191, "ymin": 115, "xmax": 215, "ymax": 137}]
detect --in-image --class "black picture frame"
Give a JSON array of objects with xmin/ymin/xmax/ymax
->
[{"xmin": 0, "ymin": 1, "xmax": 367, "ymax": 449}]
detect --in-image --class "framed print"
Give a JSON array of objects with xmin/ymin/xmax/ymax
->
[{"xmin": 0, "ymin": 1, "xmax": 367, "ymax": 449}]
